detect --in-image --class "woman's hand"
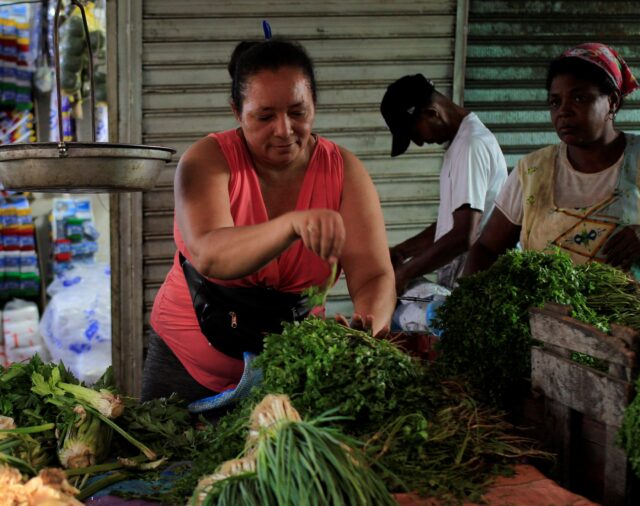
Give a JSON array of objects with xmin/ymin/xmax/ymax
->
[
  {"xmin": 603, "ymin": 225, "xmax": 640, "ymax": 270},
  {"xmin": 335, "ymin": 313, "xmax": 390, "ymax": 339},
  {"xmin": 291, "ymin": 210, "xmax": 346, "ymax": 263}
]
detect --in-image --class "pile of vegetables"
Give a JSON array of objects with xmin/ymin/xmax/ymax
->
[
  {"xmin": 430, "ymin": 249, "xmax": 640, "ymax": 482},
  {"xmin": 169, "ymin": 318, "xmax": 548, "ymax": 504},
  {"xmin": 1, "ymin": 326, "xmax": 544, "ymax": 504},
  {"xmin": 435, "ymin": 249, "xmax": 640, "ymax": 406},
  {"xmin": 0, "ymin": 356, "xmax": 216, "ymax": 500},
  {"xmin": 7, "ymin": 249, "xmax": 640, "ymax": 501},
  {"xmin": 191, "ymin": 394, "xmax": 396, "ymax": 506}
]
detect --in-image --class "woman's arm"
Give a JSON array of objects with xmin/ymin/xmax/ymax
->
[
  {"xmin": 463, "ymin": 208, "xmax": 521, "ymax": 275},
  {"xmin": 175, "ymin": 136, "xmax": 345, "ymax": 279},
  {"xmin": 338, "ymin": 147, "xmax": 396, "ymax": 334}
]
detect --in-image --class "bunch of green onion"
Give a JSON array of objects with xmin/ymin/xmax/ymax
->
[{"xmin": 191, "ymin": 394, "xmax": 396, "ymax": 506}]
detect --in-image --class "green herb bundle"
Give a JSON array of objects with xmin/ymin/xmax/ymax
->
[
  {"xmin": 114, "ymin": 394, "xmax": 215, "ymax": 462},
  {"xmin": 435, "ymin": 249, "xmax": 607, "ymax": 406},
  {"xmin": 255, "ymin": 318, "xmax": 419, "ymax": 431},
  {"xmin": 578, "ymin": 261, "xmax": 640, "ymax": 330},
  {"xmin": 0, "ymin": 355, "xmax": 73, "ymax": 427},
  {"xmin": 172, "ymin": 318, "xmax": 547, "ymax": 504}
]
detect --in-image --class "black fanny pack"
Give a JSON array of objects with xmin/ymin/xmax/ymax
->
[{"xmin": 179, "ymin": 253, "xmax": 310, "ymax": 359}]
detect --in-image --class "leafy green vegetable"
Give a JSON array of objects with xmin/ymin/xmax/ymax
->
[
  {"xmin": 31, "ymin": 366, "xmax": 124, "ymax": 419},
  {"xmin": 171, "ymin": 318, "xmax": 548, "ymax": 504},
  {"xmin": 256, "ymin": 318, "xmax": 418, "ymax": 430},
  {"xmin": 302, "ymin": 262, "xmax": 338, "ymax": 308},
  {"xmin": 618, "ymin": 374, "xmax": 640, "ymax": 478},
  {"xmin": 435, "ymin": 249, "xmax": 608, "ymax": 406},
  {"xmin": 0, "ymin": 356, "xmax": 73, "ymax": 427},
  {"xmin": 57, "ymin": 406, "xmax": 112, "ymax": 468},
  {"xmin": 570, "ymin": 351, "xmax": 608, "ymax": 372},
  {"xmin": 192, "ymin": 396, "xmax": 396, "ymax": 506},
  {"xmin": 113, "ymin": 394, "xmax": 216, "ymax": 461},
  {"xmin": 578, "ymin": 260, "xmax": 640, "ymax": 330}
]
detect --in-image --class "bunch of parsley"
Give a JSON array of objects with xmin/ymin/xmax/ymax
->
[{"xmin": 435, "ymin": 249, "xmax": 608, "ymax": 407}]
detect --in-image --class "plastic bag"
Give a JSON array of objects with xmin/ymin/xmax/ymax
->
[
  {"xmin": 392, "ymin": 278, "xmax": 450, "ymax": 333},
  {"xmin": 40, "ymin": 264, "xmax": 111, "ymax": 384}
]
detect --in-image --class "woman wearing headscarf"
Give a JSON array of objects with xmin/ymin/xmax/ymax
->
[{"xmin": 465, "ymin": 42, "xmax": 640, "ymax": 277}]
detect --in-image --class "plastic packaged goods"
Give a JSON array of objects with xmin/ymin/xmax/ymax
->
[
  {"xmin": 51, "ymin": 198, "xmax": 100, "ymax": 274},
  {"xmin": 2, "ymin": 298, "xmax": 45, "ymax": 365},
  {"xmin": 0, "ymin": 195, "xmax": 40, "ymax": 300},
  {"xmin": 0, "ymin": 309, "xmax": 4, "ymax": 366},
  {"xmin": 40, "ymin": 264, "xmax": 111, "ymax": 384}
]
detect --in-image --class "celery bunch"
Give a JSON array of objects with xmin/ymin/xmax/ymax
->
[{"xmin": 31, "ymin": 365, "xmax": 156, "ymax": 467}]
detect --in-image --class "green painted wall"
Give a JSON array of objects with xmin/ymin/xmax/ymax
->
[{"xmin": 466, "ymin": 0, "xmax": 640, "ymax": 169}]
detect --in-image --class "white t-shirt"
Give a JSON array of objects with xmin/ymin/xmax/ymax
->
[
  {"xmin": 434, "ymin": 113, "xmax": 508, "ymax": 242},
  {"xmin": 495, "ymin": 143, "xmax": 624, "ymax": 225}
]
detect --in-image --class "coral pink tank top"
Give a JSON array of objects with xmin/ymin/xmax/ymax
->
[{"xmin": 150, "ymin": 129, "xmax": 344, "ymax": 393}]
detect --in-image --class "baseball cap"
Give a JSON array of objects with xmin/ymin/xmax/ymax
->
[{"xmin": 380, "ymin": 74, "xmax": 435, "ymax": 157}]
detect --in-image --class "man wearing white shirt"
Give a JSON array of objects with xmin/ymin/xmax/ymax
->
[{"xmin": 380, "ymin": 74, "xmax": 507, "ymax": 292}]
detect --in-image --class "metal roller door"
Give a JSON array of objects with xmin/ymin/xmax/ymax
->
[
  {"xmin": 139, "ymin": 0, "xmax": 462, "ymax": 329},
  {"xmin": 465, "ymin": 0, "xmax": 640, "ymax": 171}
]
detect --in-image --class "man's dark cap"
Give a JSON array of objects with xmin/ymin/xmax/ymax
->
[{"xmin": 380, "ymin": 74, "xmax": 435, "ymax": 157}]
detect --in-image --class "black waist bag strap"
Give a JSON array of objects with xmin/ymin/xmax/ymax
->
[{"xmin": 179, "ymin": 253, "xmax": 310, "ymax": 359}]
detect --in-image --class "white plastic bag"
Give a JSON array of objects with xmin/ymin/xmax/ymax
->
[
  {"xmin": 40, "ymin": 264, "xmax": 111, "ymax": 384},
  {"xmin": 393, "ymin": 278, "xmax": 451, "ymax": 332}
]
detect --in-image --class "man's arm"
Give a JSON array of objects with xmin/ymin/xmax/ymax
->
[
  {"xmin": 389, "ymin": 223, "xmax": 436, "ymax": 268},
  {"xmin": 463, "ymin": 208, "xmax": 520, "ymax": 275},
  {"xmin": 394, "ymin": 204, "xmax": 481, "ymax": 293}
]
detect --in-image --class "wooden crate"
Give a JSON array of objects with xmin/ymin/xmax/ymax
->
[{"xmin": 529, "ymin": 303, "xmax": 640, "ymax": 506}]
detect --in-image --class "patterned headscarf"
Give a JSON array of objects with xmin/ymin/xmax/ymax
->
[{"xmin": 561, "ymin": 42, "xmax": 639, "ymax": 97}]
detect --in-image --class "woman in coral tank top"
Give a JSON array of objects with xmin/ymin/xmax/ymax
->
[{"xmin": 142, "ymin": 38, "xmax": 395, "ymax": 408}]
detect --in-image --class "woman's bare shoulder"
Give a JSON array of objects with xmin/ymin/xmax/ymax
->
[
  {"xmin": 336, "ymin": 144, "xmax": 370, "ymax": 181},
  {"xmin": 178, "ymin": 135, "xmax": 230, "ymax": 178}
]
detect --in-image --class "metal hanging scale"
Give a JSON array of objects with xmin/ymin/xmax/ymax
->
[{"xmin": 0, "ymin": 0, "xmax": 175, "ymax": 192}]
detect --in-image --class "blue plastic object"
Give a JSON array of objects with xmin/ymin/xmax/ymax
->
[
  {"xmin": 262, "ymin": 20, "xmax": 272, "ymax": 40},
  {"xmin": 187, "ymin": 352, "xmax": 263, "ymax": 413},
  {"xmin": 426, "ymin": 296, "xmax": 446, "ymax": 338}
]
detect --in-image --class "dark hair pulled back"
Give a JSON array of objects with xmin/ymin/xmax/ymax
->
[
  {"xmin": 546, "ymin": 57, "xmax": 622, "ymax": 109},
  {"xmin": 228, "ymin": 38, "xmax": 317, "ymax": 112}
]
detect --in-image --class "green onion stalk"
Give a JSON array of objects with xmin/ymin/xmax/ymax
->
[{"xmin": 191, "ymin": 394, "xmax": 396, "ymax": 506}]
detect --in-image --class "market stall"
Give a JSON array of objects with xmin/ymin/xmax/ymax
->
[
  {"xmin": 7, "ymin": 248, "xmax": 640, "ymax": 505},
  {"xmin": 2, "ymin": 1, "xmax": 640, "ymax": 505}
]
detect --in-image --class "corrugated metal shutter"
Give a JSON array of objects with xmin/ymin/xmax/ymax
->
[
  {"xmin": 466, "ymin": 0, "xmax": 640, "ymax": 172},
  {"xmin": 141, "ymin": 0, "xmax": 459, "ymax": 323}
]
